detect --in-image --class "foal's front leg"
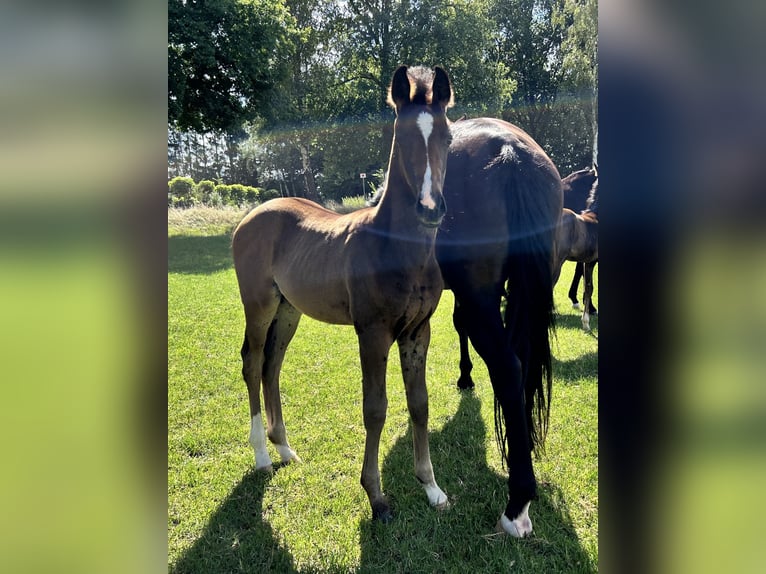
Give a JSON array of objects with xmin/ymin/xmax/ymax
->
[
  {"xmin": 357, "ymin": 328, "xmax": 394, "ymax": 521},
  {"xmin": 398, "ymin": 322, "xmax": 448, "ymax": 509}
]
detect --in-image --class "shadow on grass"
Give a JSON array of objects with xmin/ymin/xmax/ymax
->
[
  {"xmin": 553, "ymin": 311, "xmax": 598, "ymax": 332},
  {"xmin": 358, "ymin": 391, "xmax": 596, "ymax": 573},
  {"xmin": 168, "ymin": 234, "xmax": 234, "ymax": 275},
  {"xmin": 170, "ymin": 466, "xmax": 298, "ymax": 574},
  {"xmin": 552, "ymin": 352, "xmax": 598, "ymax": 384},
  {"xmin": 170, "ymin": 394, "xmax": 594, "ymax": 573}
]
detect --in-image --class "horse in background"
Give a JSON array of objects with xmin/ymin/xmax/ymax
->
[
  {"xmin": 561, "ymin": 167, "xmax": 599, "ymax": 315},
  {"xmin": 438, "ymin": 117, "xmax": 562, "ymax": 537},
  {"xmin": 232, "ymin": 66, "xmax": 453, "ymax": 521},
  {"xmin": 554, "ymin": 182, "xmax": 599, "ymax": 330}
]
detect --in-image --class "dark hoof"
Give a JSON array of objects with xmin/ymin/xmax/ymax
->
[
  {"xmin": 457, "ymin": 376, "xmax": 475, "ymax": 390},
  {"xmin": 591, "ymin": 308, "xmax": 598, "ymax": 316},
  {"xmin": 371, "ymin": 501, "xmax": 393, "ymax": 523}
]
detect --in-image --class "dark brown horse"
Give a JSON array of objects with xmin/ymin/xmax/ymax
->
[
  {"xmin": 232, "ymin": 66, "xmax": 453, "ymax": 521},
  {"xmin": 561, "ymin": 166, "xmax": 599, "ymax": 314},
  {"xmin": 438, "ymin": 118, "xmax": 562, "ymax": 536}
]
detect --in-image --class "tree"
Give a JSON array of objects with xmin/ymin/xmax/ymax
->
[
  {"xmin": 168, "ymin": 0, "xmax": 296, "ymax": 133},
  {"xmin": 556, "ymin": 0, "xmax": 598, "ymax": 165},
  {"xmin": 491, "ymin": 0, "xmax": 597, "ymax": 174},
  {"xmin": 167, "ymin": 0, "xmax": 598, "ymax": 197}
]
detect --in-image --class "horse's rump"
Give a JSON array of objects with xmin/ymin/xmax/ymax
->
[{"xmin": 439, "ymin": 117, "xmax": 561, "ymax": 457}]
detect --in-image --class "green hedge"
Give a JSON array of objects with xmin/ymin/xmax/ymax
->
[{"xmin": 168, "ymin": 177, "xmax": 270, "ymax": 208}]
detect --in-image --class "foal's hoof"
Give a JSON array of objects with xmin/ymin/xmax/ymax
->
[
  {"xmin": 371, "ymin": 501, "xmax": 393, "ymax": 523},
  {"xmin": 254, "ymin": 451, "xmax": 274, "ymax": 472},
  {"xmin": 456, "ymin": 376, "xmax": 475, "ymax": 390},
  {"xmin": 276, "ymin": 445, "xmax": 302, "ymax": 464}
]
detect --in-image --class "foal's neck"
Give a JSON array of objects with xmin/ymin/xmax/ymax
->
[{"xmin": 372, "ymin": 141, "xmax": 431, "ymax": 239}]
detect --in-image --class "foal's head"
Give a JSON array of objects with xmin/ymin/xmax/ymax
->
[
  {"xmin": 562, "ymin": 166, "xmax": 598, "ymax": 196},
  {"xmin": 387, "ymin": 65, "xmax": 453, "ymax": 228}
]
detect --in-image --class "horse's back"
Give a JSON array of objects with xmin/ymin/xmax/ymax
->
[
  {"xmin": 439, "ymin": 117, "xmax": 561, "ymax": 280},
  {"xmin": 232, "ymin": 197, "xmax": 382, "ymax": 325},
  {"xmin": 444, "ymin": 117, "xmax": 560, "ymax": 219}
]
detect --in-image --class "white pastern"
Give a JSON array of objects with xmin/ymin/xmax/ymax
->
[
  {"xmin": 275, "ymin": 443, "xmax": 301, "ymax": 464},
  {"xmin": 497, "ymin": 502, "xmax": 533, "ymax": 538},
  {"xmin": 249, "ymin": 414, "xmax": 273, "ymax": 470},
  {"xmin": 423, "ymin": 481, "xmax": 449, "ymax": 508},
  {"xmin": 416, "ymin": 112, "xmax": 437, "ymax": 209},
  {"xmin": 582, "ymin": 311, "xmax": 591, "ymax": 331}
]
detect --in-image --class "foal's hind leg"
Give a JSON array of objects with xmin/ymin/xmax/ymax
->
[
  {"xmin": 241, "ymin": 294, "xmax": 281, "ymax": 471},
  {"xmin": 569, "ymin": 262, "xmax": 583, "ymax": 309},
  {"xmin": 398, "ymin": 322, "xmax": 448, "ymax": 509},
  {"xmin": 581, "ymin": 261, "xmax": 596, "ymax": 331},
  {"xmin": 261, "ymin": 298, "xmax": 302, "ymax": 465}
]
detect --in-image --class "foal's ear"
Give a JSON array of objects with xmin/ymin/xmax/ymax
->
[
  {"xmin": 432, "ymin": 66, "xmax": 453, "ymax": 110},
  {"xmin": 389, "ymin": 65, "xmax": 411, "ymax": 112}
]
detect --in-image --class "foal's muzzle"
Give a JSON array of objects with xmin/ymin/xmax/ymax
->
[{"xmin": 416, "ymin": 193, "xmax": 446, "ymax": 228}]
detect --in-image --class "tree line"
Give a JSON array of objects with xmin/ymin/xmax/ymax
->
[{"xmin": 169, "ymin": 0, "xmax": 597, "ymax": 204}]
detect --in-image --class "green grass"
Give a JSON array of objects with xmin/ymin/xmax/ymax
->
[{"xmin": 168, "ymin": 216, "xmax": 598, "ymax": 573}]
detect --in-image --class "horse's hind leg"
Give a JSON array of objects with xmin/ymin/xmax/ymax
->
[
  {"xmin": 398, "ymin": 322, "xmax": 448, "ymax": 509},
  {"xmin": 455, "ymin": 292, "xmax": 535, "ymax": 537},
  {"xmin": 261, "ymin": 298, "xmax": 302, "ymax": 465},
  {"xmin": 569, "ymin": 262, "xmax": 583, "ymax": 309},
  {"xmin": 241, "ymin": 295, "xmax": 281, "ymax": 471},
  {"xmin": 452, "ymin": 299, "xmax": 475, "ymax": 390}
]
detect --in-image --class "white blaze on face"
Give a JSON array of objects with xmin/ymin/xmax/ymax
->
[{"xmin": 416, "ymin": 112, "xmax": 436, "ymax": 209}]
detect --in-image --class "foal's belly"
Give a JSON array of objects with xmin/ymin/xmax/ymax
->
[{"xmin": 275, "ymin": 273, "xmax": 353, "ymax": 325}]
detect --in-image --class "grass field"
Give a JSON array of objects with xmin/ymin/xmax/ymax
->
[{"xmin": 168, "ymin": 208, "xmax": 598, "ymax": 573}]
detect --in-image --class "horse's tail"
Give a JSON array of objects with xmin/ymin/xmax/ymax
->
[{"xmin": 495, "ymin": 163, "xmax": 560, "ymax": 461}]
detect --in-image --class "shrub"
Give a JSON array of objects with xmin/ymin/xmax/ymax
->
[
  {"xmin": 243, "ymin": 187, "xmax": 260, "ymax": 205},
  {"xmin": 195, "ymin": 180, "xmax": 216, "ymax": 202},
  {"xmin": 170, "ymin": 194, "xmax": 197, "ymax": 208},
  {"xmin": 168, "ymin": 177, "xmax": 195, "ymax": 199},
  {"xmin": 228, "ymin": 184, "xmax": 246, "ymax": 205},
  {"xmin": 342, "ymin": 195, "xmax": 367, "ymax": 210},
  {"xmin": 329, "ymin": 195, "xmax": 368, "ymax": 214},
  {"xmin": 261, "ymin": 189, "xmax": 281, "ymax": 202},
  {"xmin": 206, "ymin": 190, "xmax": 223, "ymax": 207},
  {"xmin": 214, "ymin": 184, "xmax": 231, "ymax": 204},
  {"xmin": 168, "ymin": 178, "xmax": 266, "ymax": 208}
]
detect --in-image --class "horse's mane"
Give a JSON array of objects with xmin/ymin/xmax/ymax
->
[{"xmin": 584, "ymin": 175, "xmax": 598, "ymax": 214}]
